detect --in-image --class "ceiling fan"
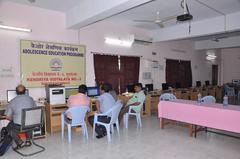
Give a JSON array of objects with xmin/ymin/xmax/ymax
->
[
  {"xmin": 133, "ymin": 0, "xmax": 193, "ymax": 28},
  {"xmin": 133, "ymin": 11, "xmax": 176, "ymax": 28}
]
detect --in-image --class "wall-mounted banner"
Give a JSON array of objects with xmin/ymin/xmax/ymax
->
[{"xmin": 20, "ymin": 40, "xmax": 85, "ymax": 87}]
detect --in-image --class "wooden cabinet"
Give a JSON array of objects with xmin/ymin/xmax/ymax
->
[
  {"xmin": 45, "ymin": 103, "xmax": 68, "ymax": 134},
  {"xmin": 150, "ymin": 95, "xmax": 160, "ymax": 114}
]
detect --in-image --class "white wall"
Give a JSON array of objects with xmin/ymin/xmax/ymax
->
[
  {"xmin": 79, "ymin": 21, "xmax": 212, "ymax": 89},
  {"xmin": 221, "ymin": 48, "xmax": 240, "ymax": 83},
  {"xmin": 0, "ymin": 1, "xmax": 212, "ymax": 101},
  {"xmin": 0, "ymin": 1, "xmax": 78, "ymax": 100}
]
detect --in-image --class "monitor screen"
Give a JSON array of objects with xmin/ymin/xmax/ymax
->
[
  {"xmin": 65, "ymin": 88, "xmax": 78, "ymax": 99},
  {"xmin": 145, "ymin": 84, "xmax": 153, "ymax": 92},
  {"xmin": 126, "ymin": 84, "xmax": 134, "ymax": 93},
  {"xmin": 87, "ymin": 87, "xmax": 100, "ymax": 97},
  {"xmin": 196, "ymin": 81, "xmax": 201, "ymax": 87},
  {"xmin": 7, "ymin": 89, "xmax": 29, "ymax": 103},
  {"xmin": 205, "ymin": 80, "xmax": 210, "ymax": 86},
  {"xmin": 162, "ymin": 83, "xmax": 168, "ymax": 90},
  {"xmin": 175, "ymin": 82, "xmax": 181, "ymax": 89}
]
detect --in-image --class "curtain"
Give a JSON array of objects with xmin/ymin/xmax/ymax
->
[
  {"xmin": 120, "ymin": 56, "xmax": 140, "ymax": 93},
  {"xmin": 166, "ymin": 59, "xmax": 192, "ymax": 88},
  {"xmin": 93, "ymin": 54, "xmax": 119, "ymax": 92},
  {"xmin": 93, "ymin": 54, "xmax": 140, "ymax": 94}
]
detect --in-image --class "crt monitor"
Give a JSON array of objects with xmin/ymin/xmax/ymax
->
[
  {"xmin": 7, "ymin": 89, "xmax": 29, "ymax": 103},
  {"xmin": 196, "ymin": 81, "xmax": 201, "ymax": 87},
  {"xmin": 145, "ymin": 84, "xmax": 153, "ymax": 92},
  {"xmin": 175, "ymin": 82, "xmax": 181, "ymax": 89},
  {"xmin": 205, "ymin": 80, "xmax": 210, "ymax": 86},
  {"xmin": 87, "ymin": 87, "xmax": 100, "ymax": 97},
  {"xmin": 65, "ymin": 87, "xmax": 78, "ymax": 99},
  {"xmin": 162, "ymin": 83, "xmax": 168, "ymax": 91},
  {"xmin": 126, "ymin": 84, "xmax": 134, "ymax": 93}
]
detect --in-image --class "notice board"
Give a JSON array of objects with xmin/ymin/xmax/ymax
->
[{"xmin": 20, "ymin": 40, "xmax": 85, "ymax": 87}]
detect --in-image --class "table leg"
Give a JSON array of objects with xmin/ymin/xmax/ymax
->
[
  {"xmin": 188, "ymin": 124, "xmax": 193, "ymax": 137},
  {"xmin": 160, "ymin": 118, "xmax": 164, "ymax": 129}
]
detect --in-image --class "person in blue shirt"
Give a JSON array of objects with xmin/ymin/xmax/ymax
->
[
  {"xmin": 88, "ymin": 83, "xmax": 115, "ymax": 139},
  {"xmin": 5, "ymin": 85, "xmax": 36, "ymax": 148}
]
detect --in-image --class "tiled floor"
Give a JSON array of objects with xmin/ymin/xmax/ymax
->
[{"xmin": 4, "ymin": 116, "xmax": 240, "ymax": 159}]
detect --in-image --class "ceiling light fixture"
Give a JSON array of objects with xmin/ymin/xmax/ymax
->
[
  {"xmin": 206, "ymin": 50, "xmax": 217, "ymax": 61},
  {"xmin": 105, "ymin": 37, "xmax": 133, "ymax": 47},
  {"xmin": 0, "ymin": 24, "xmax": 32, "ymax": 32}
]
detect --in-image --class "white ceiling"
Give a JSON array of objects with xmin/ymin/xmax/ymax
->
[
  {"xmin": 4, "ymin": 0, "xmax": 240, "ymax": 44},
  {"xmin": 107, "ymin": 0, "xmax": 240, "ymax": 30},
  {"xmin": 5, "ymin": 0, "xmax": 81, "ymax": 12},
  {"xmin": 6, "ymin": 0, "xmax": 240, "ymax": 30}
]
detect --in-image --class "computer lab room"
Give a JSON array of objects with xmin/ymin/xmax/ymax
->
[{"xmin": 0, "ymin": 0, "xmax": 240, "ymax": 158}]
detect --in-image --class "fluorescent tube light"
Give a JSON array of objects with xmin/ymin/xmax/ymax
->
[
  {"xmin": 207, "ymin": 54, "xmax": 216, "ymax": 58},
  {"xmin": 105, "ymin": 37, "xmax": 133, "ymax": 47},
  {"xmin": 0, "ymin": 24, "xmax": 32, "ymax": 32},
  {"xmin": 206, "ymin": 56, "xmax": 215, "ymax": 60}
]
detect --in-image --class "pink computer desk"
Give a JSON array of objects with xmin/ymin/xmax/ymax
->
[{"xmin": 158, "ymin": 99, "xmax": 240, "ymax": 137}]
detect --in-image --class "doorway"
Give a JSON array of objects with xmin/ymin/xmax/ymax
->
[{"xmin": 212, "ymin": 65, "xmax": 218, "ymax": 85}]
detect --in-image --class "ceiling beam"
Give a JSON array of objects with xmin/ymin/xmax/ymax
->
[{"xmin": 66, "ymin": 0, "xmax": 154, "ymax": 29}]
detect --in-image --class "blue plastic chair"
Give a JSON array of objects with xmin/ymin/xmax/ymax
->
[
  {"xmin": 159, "ymin": 93, "xmax": 176, "ymax": 101},
  {"xmin": 61, "ymin": 106, "xmax": 90, "ymax": 143},
  {"xmin": 201, "ymin": 95, "xmax": 216, "ymax": 103},
  {"xmin": 93, "ymin": 101, "xmax": 123, "ymax": 142}
]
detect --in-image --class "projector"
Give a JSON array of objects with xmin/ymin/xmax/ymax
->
[{"xmin": 177, "ymin": 13, "xmax": 193, "ymax": 21}]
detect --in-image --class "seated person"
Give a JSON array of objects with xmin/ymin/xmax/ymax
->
[
  {"xmin": 88, "ymin": 84, "xmax": 115, "ymax": 139},
  {"xmin": 5, "ymin": 84, "xmax": 36, "ymax": 148},
  {"xmin": 66, "ymin": 84, "xmax": 90, "ymax": 120},
  {"xmin": 118, "ymin": 83, "xmax": 145, "ymax": 123}
]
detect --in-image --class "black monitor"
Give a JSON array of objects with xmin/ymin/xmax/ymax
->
[
  {"xmin": 196, "ymin": 81, "xmax": 201, "ymax": 87},
  {"xmin": 162, "ymin": 83, "xmax": 168, "ymax": 90},
  {"xmin": 65, "ymin": 87, "xmax": 78, "ymax": 99},
  {"xmin": 205, "ymin": 80, "xmax": 210, "ymax": 86},
  {"xmin": 7, "ymin": 89, "xmax": 29, "ymax": 103},
  {"xmin": 145, "ymin": 84, "xmax": 153, "ymax": 92},
  {"xmin": 175, "ymin": 82, "xmax": 181, "ymax": 89},
  {"xmin": 126, "ymin": 84, "xmax": 134, "ymax": 93},
  {"xmin": 87, "ymin": 86, "xmax": 100, "ymax": 97}
]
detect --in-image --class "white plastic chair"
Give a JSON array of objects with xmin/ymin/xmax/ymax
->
[
  {"xmin": 61, "ymin": 106, "xmax": 89, "ymax": 143},
  {"xmin": 201, "ymin": 95, "xmax": 216, "ymax": 103},
  {"xmin": 159, "ymin": 93, "xmax": 176, "ymax": 101},
  {"xmin": 123, "ymin": 105, "xmax": 143, "ymax": 129},
  {"xmin": 224, "ymin": 85, "xmax": 236, "ymax": 104},
  {"xmin": 93, "ymin": 101, "xmax": 123, "ymax": 142}
]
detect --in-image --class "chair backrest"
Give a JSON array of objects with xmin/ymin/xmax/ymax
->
[
  {"xmin": 66, "ymin": 106, "xmax": 89, "ymax": 125},
  {"xmin": 224, "ymin": 85, "xmax": 235, "ymax": 97},
  {"xmin": 108, "ymin": 101, "xmax": 123, "ymax": 124},
  {"xmin": 201, "ymin": 95, "xmax": 216, "ymax": 103},
  {"xmin": 159, "ymin": 93, "xmax": 176, "ymax": 101},
  {"xmin": 21, "ymin": 106, "xmax": 43, "ymax": 131}
]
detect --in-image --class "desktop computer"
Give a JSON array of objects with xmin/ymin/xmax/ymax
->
[
  {"xmin": 87, "ymin": 86, "xmax": 100, "ymax": 97},
  {"xmin": 7, "ymin": 89, "xmax": 29, "ymax": 103}
]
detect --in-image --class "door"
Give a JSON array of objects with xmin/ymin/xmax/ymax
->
[{"xmin": 212, "ymin": 65, "xmax": 218, "ymax": 85}]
